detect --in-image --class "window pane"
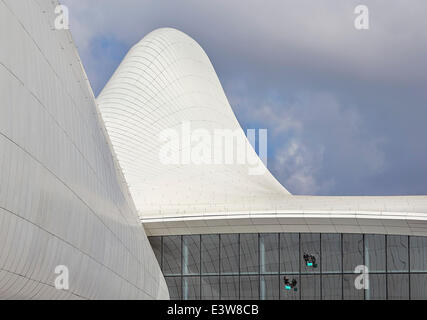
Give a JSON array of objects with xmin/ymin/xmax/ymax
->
[
  {"xmin": 301, "ymin": 275, "xmax": 320, "ymax": 300},
  {"xmin": 365, "ymin": 234, "xmax": 386, "ymax": 272},
  {"xmin": 322, "ymin": 275, "xmax": 342, "ymax": 300},
  {"xmin": 301, "ymin": 234, "xmax": 320, "ymax": 273},
  {"xmin": 260, "ymin": 275, "xmax": 279, "ymax": 300},
  {"xmin": 260, "ymin": 233, "xmax": 279, "ymax": 274},
  {"xmin": 387, "ymin": 274, "xmax": 409, "ymax": 300},
  {"xmin": 280, "ymin": 233, "xmax": 299, "ymax": 274},
  {"xmin": 343, "ymin": 234, "xmax": 363, "ymax": 273},
  {"xmin": 201, "ymin": 276, "xmax": 219, "ymax": 300},
  {"xmin": 410, "ymin": 274, "xmax": 427, "ymax": 300},
  {"xmin": 280, "ymin": 275, "xmax": 299, "ymax": 300},
  {"xmin": 343, "ymin": 274, "xmax": 364, "ymax": 300},
  {"xmin": 165, "ymin": 277, "xmax": 181, "ymax": 300},
  {"xmin": 321, "ymin": 234, "xmax": 341, "ymax": 273},
  {"xmin": 163, "ymin": 236, "xmax": 181, "ymax": 275},
  {"xmin": 240, "ymin": 234, "xmax": 259, "ymax": 274},
  {"xmin": 240, "ymin": 275, "xmax": 259, "ymax": 300},
  {"xmin": 220, "ymin": 234, "xmax": 239, "ymax": 274},
  {"xmin": 366, "ymin": 274, "xmax": 386, "ymax": 300},
  {"xmin": 201, "ymin": 234, "xmax": 219, "ymax": 275},
  {"xmin": 410, "ymin": 236, "xmax": 427, "ymax": 272},
  {"xmin": 220, "ymin": 276, "xmax": 239, "ymax": 300},
  {"xmin": 183, "ymin": 235, "xmax": 200, "ymax": 275},
  {"xmin": 387, "ymin": 235, "xmax": 408, "ymax": 272},
  {"xmin": 148, "ymin": 236, "xmax": 162, "ymax": 267},
  {"xmin": 183, "ymin": 277, "xmax": 200, "ymax": 300}
]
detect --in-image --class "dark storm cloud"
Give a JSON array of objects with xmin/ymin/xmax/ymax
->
[{"xmin": 61, "ymin": 0, "xmax": 427, "ymax": 195}]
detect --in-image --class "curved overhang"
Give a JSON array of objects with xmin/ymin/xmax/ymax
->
[{"xmin": 97, "ymin": 28, "xmax": 427, "ymax": 238}]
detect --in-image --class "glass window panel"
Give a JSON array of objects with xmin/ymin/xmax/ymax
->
[
  {"xmin": 260, "ymin": 275, "xmax": 279, "ymax": 300},
  {"xmin": 365, "ymin": 234, "xmax": 386, "ymax": 272},
  {"xmin": 280, "ymin": 233, "xmax": 299, "ymax": 274},
  {"xmin": 201, "ymin": 276, "xmax": 219, "ymax": 300},
  {"xmin": 163, "ymin": 236, "xmax": 181, "ymax": 275},
  {"xmin": 321, "ymin": 234, "xmax": 342, "ymax": 273},
  {"xmin": 220, "ymin": 234, "xmax": 239, "ymax": 274},
  {"xmin": 322, "ymin": 275, "xmax": 342, "ymax": 300},
  {"xmin": 410, "ymin": 236, "xmax": 427, "ymax": 272},
  {"xmin": 148, "ymin": 236, "xmax": 162, "ymax": 267},
  {"xmin": 301, "ymin": 275, "xmax": 320, "ymax": 300},
  {"xmin": 165, "ymin": 277, "xmax": 181, "ymax": 300},
  {"xmin": 201, "ymin": 234, "xmax": 219, "ymax": 275},
  {"xmin": 387, "ymin": 274, "xmax": 409, "ymax": 300},
  {"xmin": 410, "ymin": 274, "xmax": 427, "ymax": 300},
  {"xmin": 343, "ymin": 234, "xmax": 363, "ymax": 273},
  {"xmin": 280, "ymin": 275, "xmax": 300, "ymax": 300},
  {"xmin": 240, "ymin": 275, "xmax": 259, "ymax": 300},
  {"xmin": 260, "ymin": 233, "xmax": 279, "ymax": 274},
  {"xmin": 240, "ymin": 234, "xmax": 259, "ymax": 274},
  {"xmin": 183, "ymin": 235, "xmax": 200, "ymax": 275},
  {"xmin": 183, "ymin": 277, "xmax": 200, "ymax": 300},
  {"xmin": 220, "ymin": 276, "xmax": 239, "ymax": 300},
  {"xmin": 387, "ymin": 235, "xmax": 408, "ymax": 272},
  {"xmin": 301, "ymin": 233, "xmax": 320, "ymax": 273},
  {"xmin": 343, "ymin": 274, "xmax": 364, "ymax": 300},
  {"xmin": 366, "ymin": 274, "xmax": 386, "ymax": 300}
]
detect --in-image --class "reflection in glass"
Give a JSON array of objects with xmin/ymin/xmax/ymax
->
[
  {"xmin": 183, "ymin": 235, "xmax": 200, "ymax": 275},
  {"xmin": 343, "ymin": 274, "xmax": 364, "ymax": 300},
  {"xmin": 322, "ymin": 275, "xmax": 342, "ymax": 300},
  {"xmin": 343, "ymin": 234, "xmax": 363, "ymax": 273},
  {"xmin": 201, "ymin": 234, "xmax": 219, "ymax": 275},
  {"xmin": 365, "ymin": 234, "xmax": 386, "ymax": 272},
  {"xmin": 280, "ymin": 233, "xmax": 299, "ymax": 274},
  {"xmin": 220, "ymin": 234, "xmax": 239, "ymax": 274},
  {"xmin": 148, "ymin": 236, "xmax": 162, "ymax": 268},
  {"xmin": 387, "ymin": 235, "xmax": 408, "ymax": 272},
  {"xmin": 240, "ymin": 276, "xmax": 259, "ymax": 300},
  {"xmin": 387, "ymin": 274, "xmax": 409, "ymax": 300},
  {"xmin": 260, "ymin": 233, "xmax": 279, "ymax": 274},
  {"xmin": 410, "ymin": 236, "xmax": 427, "ymax": 272},
  {"xmin": 220, "ymin": 276, "xmax": 239, "ymax": 300},
  {"xmin": 301, "ymin": 234, "xmax": 320, "ymax": 273},
  {"xmin": 410, "ymin": 274, "xmax": 427, "ymax": 300},
  {"xmin": 321, "ymin": 234, "xmax": 341, "ymax": 273},
  {"xmin": 240, "ymin": 234, "xmax": 259, "ymax": 274},
  {"xmin": 183, "ymin": 277, "xmax": 200, "ymax": 300},
  {"xmin": 366, "ymin": 274, "xmax": 386, "ymax": 300},
  {"xmin": 201, "ymin": 276, "xmax": 219, "ymax": 300},
  {"xmin": 301, "ymin": 275, "xmax": 320, "ymax": 299},
  {"xmin": 260, "ymin": 275, "xmax": 279, "ymax": 300},
  {"xmin": 165, "ymin": 277, "xmax": 181, "ymax": 300},
  {"xmin": 163, "ymin": 236, "xmax": 181, "ymax": 275}
]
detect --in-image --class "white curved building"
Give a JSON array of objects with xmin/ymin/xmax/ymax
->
[
  {"xmin": 97, "ymin": 28, "xmax": 427, "ymax": 238},
  {"xmin": 1, "ymin": 1, "xmax": 426, "ymax": 300},
  {"xmin": 0, "ymin": 0, "xmax": 167, "ymax": 299}
]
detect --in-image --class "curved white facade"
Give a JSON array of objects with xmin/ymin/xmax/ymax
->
[
  {"xmin": 98, "ymin": 28, "xmax": 290, "ymax": 217},
  {"xmin": 98, "ymin": 28, "xmax": 427, "ymax": 238},
  {"xmin": 0, "ymin": 1, "xmax": 167, "ymax": 299}
]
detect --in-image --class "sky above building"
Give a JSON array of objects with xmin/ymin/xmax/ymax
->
[{"xmin": 61, "ymin": 0, "xmax": 427, "ymax": 196}]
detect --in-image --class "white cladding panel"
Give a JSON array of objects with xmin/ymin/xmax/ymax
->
[{"xmin": 0, "ymin": 0, "xmax": 168, "ymax": 299}]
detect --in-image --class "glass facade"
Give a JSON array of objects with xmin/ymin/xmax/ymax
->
[{"xmin": 149, "ymin": 233, "xmax": 427, "ymax": 300}]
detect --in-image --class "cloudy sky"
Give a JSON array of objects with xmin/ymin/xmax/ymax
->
[{"xmin": 61, "ymin": 0, "xmax": 427, "ymax": 196}]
